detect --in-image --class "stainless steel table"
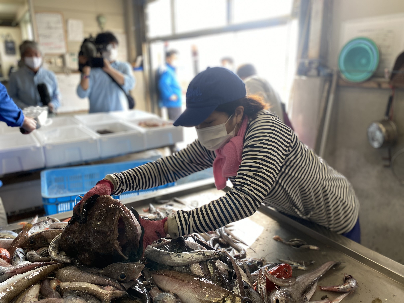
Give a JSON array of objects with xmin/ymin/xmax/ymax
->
[{"xmin": 6, "ymin": 179, "xmax": 404, "ymax": 302}]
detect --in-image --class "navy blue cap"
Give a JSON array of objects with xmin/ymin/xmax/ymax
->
[{"xmin": 173, "ymin": 67, "xmax": 246, "ymax": 127}]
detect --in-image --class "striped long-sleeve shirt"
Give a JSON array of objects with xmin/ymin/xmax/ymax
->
[{"xmin": 106, "ymin": 111, "xmax": 359, "ymax": 236}]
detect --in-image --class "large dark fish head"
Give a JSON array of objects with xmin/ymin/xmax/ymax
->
[{"xmin": 59, "ymin": 195, "xmax": 142, "ymax": 267}]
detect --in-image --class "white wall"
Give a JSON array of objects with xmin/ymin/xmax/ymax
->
[{"xmin": 325, "ymin": 0, "xmax": 404, "ymax": 263}]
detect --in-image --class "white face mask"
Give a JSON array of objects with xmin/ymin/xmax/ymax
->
[
  {"xmin": 102, "ymin": 44, "xmax": 118, "ymax": 61},
  {"xmin": 196, "ymin": 115, "xmax": 236, "ymax": 151},
  {"xmin": 24, "ymin": 57, "xmax": 42, "ymax": 69}
]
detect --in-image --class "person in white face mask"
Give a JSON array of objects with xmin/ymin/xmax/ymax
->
[
  {"xmin": 77, "ymin": 32, "xmax": 135, "ymax": 113},
  {"xmin": 8, "ymin": 40, "xmax": 60, "ymax": 111},
  {"xmin": 83, "ymin": 67, "xmax": 361, "ymax": 246}
]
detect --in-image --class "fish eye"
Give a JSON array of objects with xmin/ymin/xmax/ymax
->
[
  {"xmin": 119, "ymin": 273, "xmax": 126, "ymax": 281},
  {"xmin": 30, "ymin": 239, "xmax": 35, "ymax": 245}
]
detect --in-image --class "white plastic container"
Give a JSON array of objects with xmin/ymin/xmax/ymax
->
[
  {"xmin": 86, "ymin": 121, "xmax": 146, "ymax": 158},
  {"xmin": 34, "ymin": 125, "xmax": 100, "ymax": 167},
  {"xmin": 0, "ymin": 133, "xmax": 45, "ymax": 175},
  {"xmin": 127, "ymin": 117, "xmax": 183, "ymax": 149},
  {"xmin": 0, "ymin": 123, "xmax": 19, "ymax": 134},
  {"xmin": 41, "ymin": 116, "xmax": 80, "ymax": 129},
  {"xmin": 110, "ymin": 110, "xmax": 158, "ymax": 122},
  {"xmin": 74, "ymin": 113, "xmax": 118, "ymax": 125}
]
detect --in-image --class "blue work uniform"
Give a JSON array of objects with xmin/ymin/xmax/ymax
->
[
  {"xmin": 76, "ymin": 61, "xmax": 135, "ymax": 113},
  {"xmin": 8, "ymin": 66, "xmax": 61, "ymax": 109},
  {"xmin": 158, "ymin": 64, "xmax": 182, "ymax": 108},
  {"xmin": 0, "ymin": 83, "xmax": 24, "ymax": 127}
]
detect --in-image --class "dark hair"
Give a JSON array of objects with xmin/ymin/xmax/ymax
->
[
  {"xmin": 236, "ymin": 64, "xmax": 257, "ymax": 79},
  {"xmin": 166, "ymin": 50, "xmax": 178, "ymax": 59},
  {"xmin": 95, "ymin": 32, "xmax": 119, "ymax": 46},
  {"xmin": 215, "ymin": 95, "xmax": 269, "ymax": 119},
  {"xmin": 221, "ymin": 57, "xmax": 234, "ymax": 64}
]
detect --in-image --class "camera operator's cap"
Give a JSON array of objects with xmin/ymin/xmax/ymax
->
[{"xmin": 173, "ymin": 67, "xmax": 246, "ymax": 127}]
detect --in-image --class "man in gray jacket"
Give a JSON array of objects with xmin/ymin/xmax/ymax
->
[{"xmin": 236, "ymin": 64, "xmax": 284, "ymax": 122}]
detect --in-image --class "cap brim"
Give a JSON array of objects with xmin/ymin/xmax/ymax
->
[{"xmin": 173, "ymin": 105, "xmax": 218, "ymax": 127}]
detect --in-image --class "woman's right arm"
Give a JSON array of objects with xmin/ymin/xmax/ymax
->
[{"xmin": 105, "ymin": 140, "xmax": 215, "ymax": 195}]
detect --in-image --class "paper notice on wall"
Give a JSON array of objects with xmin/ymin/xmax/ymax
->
[
  {"xmin": 340, "ymin": 14, "xmax": 404, "ymax": 76},
  {"xmin": 67, "ymin": 19, "xmax": 83, "ymax": 41},
  {"xmin": 35, "ymin": 13, "xmax": 66, "ymax": 54}
]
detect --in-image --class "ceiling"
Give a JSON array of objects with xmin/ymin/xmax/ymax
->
[{"xmin": 0, "ymin": 1, "xmax": 26, "ymax": 26}]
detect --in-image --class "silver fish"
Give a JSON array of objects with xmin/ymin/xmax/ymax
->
[
  {"xmin": 13, "ymin": 283, "xmax": 41, "ymax": 303},
  {"xmin": 218, "ymin": 227, "xmax": 246, "ymax": 259},
  {"xmin": 56, "ymin": 266, "xmax": 125, "ymax": 291},
  {"xmin": 152, "ymin": 270, "xmax": 244, "ymax": 303},
  {"xmin": 12, "ymin": 248, "xmax": 27, "ymax": 266},
  {"xmin": 273, "ymin": 235, "xmax": 320, "ymax": 250},
  {"xmin": 319, "ymin": 274, "xmax": 357, "ymax": 293},
  {"xmin": 0, "ymin": 263, "xmax": 61, "ymax": 302},
  {"xmin": 58, "ymin": 282, "xmax": 127, "ymax": 302},
  {"xmin": 0, "ymin": 261, "xmax": 56, "ymax": 283},
  {"xmin": 268, "ymin": 261, "xmax": 338, "ymax": 303}
]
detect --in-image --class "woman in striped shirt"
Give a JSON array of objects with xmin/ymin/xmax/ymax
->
[{"xmin": 83, "ymin": 67, "xmax": 360, "ymax": 249}]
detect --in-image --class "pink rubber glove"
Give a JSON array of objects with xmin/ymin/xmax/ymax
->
[
  {"xmin": 82, "ymin": 180, "xmax": 114, "ymax": 202},
  {"xmin": 138, "ymin": 217, "xmax": 167, "ymax": 250}
]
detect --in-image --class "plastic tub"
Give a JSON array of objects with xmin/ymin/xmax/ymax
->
[
  {"xmin": 86, "ymin": 121, "xmax": 146, "ymax": 158},
  {"xmin": 34, "ymin": 125, "xmax": 100, "ymax": 167},
  {"xmin": 127, "ymin": 117, "xmax": 184, "ymax": 149},
  {"xmin": 40, "ymin": 116, "xmax": 79, "ymax": 129},
  {"xmin": 74, "ymin": 113, "xmax": 118, "ymax": 125},
  {"xmin": 41, "ymin": 159, "xmax": 174, "ymax": 215},
  {"xmin": 0, "ymin": 132, "xmax": 45, "ymax": 175},
  {"xmin": 110, "ymin": 110, "xmax": 158, "ymax": 121}
]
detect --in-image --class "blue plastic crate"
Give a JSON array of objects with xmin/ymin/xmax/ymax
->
[{"xmin": 41, "ymin": 159, "xmax": 174, "ymax": 215}]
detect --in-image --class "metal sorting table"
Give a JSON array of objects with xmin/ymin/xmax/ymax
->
[{"xmin": 6, "ymin": 179, "xmax": 404, "ymax": 302}]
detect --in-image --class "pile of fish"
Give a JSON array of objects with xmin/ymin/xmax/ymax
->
[{"xmin": 0, "ymin": 196, "xmax": 358, "ymax": 302}]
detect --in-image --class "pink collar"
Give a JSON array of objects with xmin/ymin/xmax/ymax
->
[{"xmin": 213, "ymin": 116, "xmax": 248, "ymax": 190}]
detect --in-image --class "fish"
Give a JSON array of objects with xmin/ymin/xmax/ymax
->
[
  {"xmin": 49, "ymin": 222, "xmax": 68, "ymax": 229},
  {"xmin": 319, "ymin": 274, "xmax": 357, "ymax": 293},
  {"xmin": 49, "ymin": 233, "xmax": 72, "ymax": 263},
  {"xmin": 144, "ymin": 240, "xmax": 221, "ymax": 266},
  {"xmin": 218, "ymin": 227, "xmax": 246, "ymax": 259},
  {"xmin": 27, "ymin": 250, "xmax": 52, "ymax": 262},
  {"xmin": 21, "ymin": 229, "xmax": 63, "ymax": 250},
  {"xmin": 11, "ymin": 247, "xmax": 27, "ymax": 266},
  {"xmin": 273, "ymin": 235, "xmax": 320, "ymax": 250},
  {"xmin": 8, "ymin": 223, "xmax": 33, "ymax": 256},
  {"xmin": 13, "ymin": 283, "xmax": 41, "ymax": 303},
  {"xmin": 0, "ymin": 230, "xmax": 18, "ymax": 239},
  {"xmin": 56, "ymin": 266, "xmax": 125, "ymax": 291},
  {"xmin": 40, "ymin": 278, "xmax": 62, "ymax": 299},
  {"xmin": 0, "ymin": 263, "xmax": 61, "ymax": 302},
  {"xmin": 28, "ymin": 217, "xmax": 60, "ymax": 236},
  {"xmin": 278, "ymin": 259, "xmax": 315, "ymax": 271},
  {"xmin": 268, "ymin": 261, "xmax": 338, "ymax": 303},
  {"xmin": 0, "ymin": 261, "xmax": 56, "ymax": 283},
  {"xmin": 0, "ymin": 248, "xmax": 11, "ymax": 263},
  {"xmin": 127, "ymin": 280, "xmax": 151, "ymax": 303},
  {"xmin": 0, "ymin": 239, "xmax": 13, "ymax": 249},
  {"xmin": 85, "ymin": 262, "xmax": 145, "ymax": 283},
  {"xmin": 58, "ymin": 282, "xmax": 127, "ymax": 302},
  {"xmin": 152, "ymin": 270, "xmax": 245, "ymax": 303}
]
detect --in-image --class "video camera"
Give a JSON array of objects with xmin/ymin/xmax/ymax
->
[{"xmin": 78, "ymin": 36, "xmax": 106, "ymax": 72}]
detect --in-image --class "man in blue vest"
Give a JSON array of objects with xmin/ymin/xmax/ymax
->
[{"xmin": 158, "ymin": 50, "xmax": 182, "ymax": 121}]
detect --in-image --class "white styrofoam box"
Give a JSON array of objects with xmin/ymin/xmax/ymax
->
[
  {"xmin": 74, "ymin": 113, "xmax": 118, "ymax": 125},
  {"xmin": 34, "ymin": 125, "xmax": 100, "ymax": 167},
  {"xmin": 110, "ymin": 110, "xmax": 158, "ymax": 122},
  {"xmin": 127, "ymin": 117, "xmax": 184, "ymax": 149},
  {"xmin": 86, "ymin": 121, "xmax": 146, "ymax": 158},
  {"xmin": 0, "ymin": 123, "xmax": 19, "ymax": 134},
  {"xmin": 0, "ymin": 133, "xmax": 45, "ymax": 175},
  {"xmin": 41, "ymin": 116, "xmax": 80, "ymax": 129}
]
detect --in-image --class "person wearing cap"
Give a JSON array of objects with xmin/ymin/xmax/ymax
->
[
  {"xmin": 81, "ymin": 67, "xmax": 360, "ymax": 248},
  {"xmin": 8, "ymin": 40, "xmax": 60, "ymax": 112}
]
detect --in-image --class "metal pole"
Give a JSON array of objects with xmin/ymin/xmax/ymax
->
[
  {"xmin": 28, "ymin": 0, "xmax": 37, "ymax": 41},
  {"xmin": 319, "ymin": 70, "xmax": 338, "ymax": 158}
]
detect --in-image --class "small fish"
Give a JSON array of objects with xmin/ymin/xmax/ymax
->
[
  {"xmin": 28, "ymin": 217, "xmax": 60, "ymax": 235},
  {"xmin": 218, "ymin": 227, "xmax": 246, "ymax": 259},
  {"xmin": 49, "ymin": 233, "xmax": 71, "ymax": 263},
  {"xmin": 14, "ymin": 283, "xmax": 41, "ymax": 303},
  {"xmin": 21, "ymin": 229, "xmax": 63, "ymax": 250},
  {"xmin": 320, "ymin": 274, "xmax": 358, "ymax": 293},
  {"xmin": 273, "ymin": 235, "xmax": 319, "ymax": 250},
  {"xmin": 0, "ymin": 261, "xmax": 56, "ymax": 282},
  {"xmin": 58, "ymin": 282, "xmax": 127, "ymax": 302},
  {"xmin": 0, "ymin": 263, "xmax": 61, "ymax": 302},
  {"xmin": 49, "ymin": 222, "xmax": 68, "ymax": 229},
  {"xmin": 26, "ymin": 250, "xmax": 52, "ymax": 262},
  {"xmin": 12, "ymin": 248, "xmax": 27, "ymax": 266},
  {"xmin": 86, "ymin": 262, "xmax": 145, "ymax": 283},
  {"xmin": 8, "ymin": 223, "xmax": 33, "ymax": 256}
]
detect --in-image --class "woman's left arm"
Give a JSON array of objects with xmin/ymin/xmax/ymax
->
[{"xmin": 167, "ymin": 117, "xmax": 294, "ymax": 238}]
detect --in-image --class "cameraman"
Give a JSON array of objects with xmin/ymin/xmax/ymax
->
[{"xmin": 76, "ymin": 32, "xmax": 135, "ymax": 113}]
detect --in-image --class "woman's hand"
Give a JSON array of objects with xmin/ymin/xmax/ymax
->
[
  {"xmin": 21, "ymin": 117, "xmax": 37, "ymax": 134},
  {"xmin": 138, "ymin": 217, "xmax": 168, "ymax": 250},
  {"xmin": 81, "ymin": 180, "xmax": 114, "ymax": 202}
]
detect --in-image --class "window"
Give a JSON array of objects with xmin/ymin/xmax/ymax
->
[
  {"xmin": 232, "ymin": 0, "xmax": 293, "ymax": 24},
  {"xmin": 147, "ymin": 0, "xmax": 172, "ymax": 38}
]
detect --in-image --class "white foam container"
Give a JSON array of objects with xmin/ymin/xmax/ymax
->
[
  {"xmin": 127, "ymin": 117, "xmax": 183, "ymax": 149},
  {"xmin": 110, "ymin": 110, "xmax": 158, "ymax": 122},
  {"xmin": 34, "ymin": 125, "xmax": 100, "ymax": 167},
  {"xmin": 0, "ymin": 123, "xmax": 19, "ymax": 134},
  {"xmin": 74, "ymin": 113, "xmax": 118, "ymax": 125},
  {"xmin": 0, "ymin": 132, "xmax": 45, "ymax": 175},
  {"xmin": 86, "ymin": 121, "xmax": 146, "ymax": 158},
  {"xmin": 40, "ymin": 116, "xmax": 80, "ymax": 129}
]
